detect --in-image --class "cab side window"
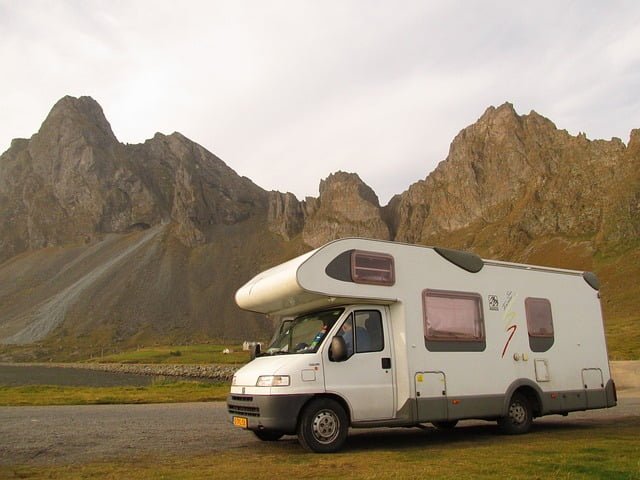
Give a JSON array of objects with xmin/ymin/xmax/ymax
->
[
  {"xmin": 337, "ymin": 310, "xmax": 384, "ymax": 358},
  {"xmin": 354, "ymin": 310, "xmax": 384, "ymax": 353},
  {"xmin": 338, "ymin": 315, "xmax": 355, "ymax": 357}
]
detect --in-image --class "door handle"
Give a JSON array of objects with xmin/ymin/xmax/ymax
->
[{"xmin": 381, "ymin": 357, "xmax": 391, "ymax": 369}]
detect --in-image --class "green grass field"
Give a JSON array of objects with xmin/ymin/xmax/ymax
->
[
  {"xmin": 91, "ymin": 343, "xmax": 250, "ymax": 365},
  {"xmin": 0, "ymin": 380, "xmax": 229, "ymax": 406},
  {"xmin": 597, "ymin": 246, "xmax": 640, "ymax": 360},
  {"xmin": 3, "ymin": 418, "xmax": 639, "ymax": 479}
]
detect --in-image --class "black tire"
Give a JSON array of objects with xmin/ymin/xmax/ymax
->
[
  {"xmin": 498, "ymin": 393, "xmax": 533, "ymax": 435},
  {"xmin": 432, "ymin": 420, "xmax": 458, "ymax": 430},
  {"xmin": 252, "ymin": 430, "xmax": 284, "ymax": 442},
  {"xmin": 297, "ymin": 398, "xmax": 349, "ymax": 453}
]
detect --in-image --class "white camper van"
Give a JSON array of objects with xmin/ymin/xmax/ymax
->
[{"xmin": 227, "ymin": 238, "xmax": 616, "ymax": 453}]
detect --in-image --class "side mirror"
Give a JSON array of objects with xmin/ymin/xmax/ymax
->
[
  {"xmin": 250, "ymin": 343, "xmax": 261, "ymax": 360},
  {"xmin": 329, "ymin": 336, "xmax": 348, "ymax": 362}
]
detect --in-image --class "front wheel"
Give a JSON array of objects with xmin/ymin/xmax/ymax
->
[
  {"xmin": 498, "ymin": 393, "xmax": 532, "ymax": 435},
  {"xmin": 297, "ymin": 398, "xmax": 348, "ymax": 453}
]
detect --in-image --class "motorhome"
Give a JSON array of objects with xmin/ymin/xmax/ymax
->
[{"xmin": 227, "ymin": 238, "xmax": 616, "ymax": 453}]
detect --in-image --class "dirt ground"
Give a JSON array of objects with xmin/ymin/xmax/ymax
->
[
  {"xmin": 611, "ymin": 360, "xmax": 640, "ymax": 396},
  {"xmin": 1, "ymin": 395, "xmax": 639, "ymax": 467},
  {"xmin": 0, "ymin": 361, "xmax": 636, "ymax": 467}
]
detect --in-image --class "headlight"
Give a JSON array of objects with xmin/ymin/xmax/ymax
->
[{"xmin": 256, "ymin": 375, "xmax": 290, "ymax": 387}]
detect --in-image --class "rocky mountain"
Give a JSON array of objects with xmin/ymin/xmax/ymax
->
[
  {"xmin": 387, "ymin": 103, "xmax": 640, "ymax": 258},
  {"xmin": 266, "ymin": 171, "xmax": 390, "ymax": 246},
  {"xmin": 0, "ymin": 96, "xmax": 268, "ymax": 262},
  {"xmin": 385, "ymin": 104, "xmax": 640, "ymax": 358},
  {"xmin": 0, "ymin": 96, "xmax": 285, "ymax": 356},
  {"xmin": 0, "ymin": 96, "xmax": 638, "ymax": 360}
]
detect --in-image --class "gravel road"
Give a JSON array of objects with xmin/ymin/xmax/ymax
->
[{"xmin": 1, "ymin": 395, "xmax": 638, "ymax": 466}]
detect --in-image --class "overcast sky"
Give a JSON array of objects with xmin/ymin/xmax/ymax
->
[{"xmin": 1, "ymin": 1, "xmax": 639, "ymax": 204}]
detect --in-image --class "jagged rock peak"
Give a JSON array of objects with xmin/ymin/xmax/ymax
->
[
  {"xmin": 391, "ymin": 101, "xmax": 635, "ymax": 254},
  {"xmin": 483, "ymin": 101, "xmax": 515, "ymax": 113},
  {"xmin": 629, "ymin": 128, "xmax": 640, "ymax": 149},
  {"xmin": 0, "ymin": 95, "xmax": 271, "ymax": 260},
  {"xmin": 40, "ymin": 95, "xmax": 117, "ymax": 142},
  {"xmin": 319, "ymin": 171, "xmax": 381, "ymax": 208},
  {"xmin": 49, "ymin": 95, "xmax": 105, "ymax": 116},
  {"xmin": 478, "ymin": 102, "xmax": 517, "ymax": 123},
  {"xmin": 146, "ymin": 131, "xmax": 237, "ymax": 173},
  {"xmin": 475, "ymin": 102, "xmax": 559, "ymax": 133},
  {"xmin": 302, "ymin": 171, "xmax": 390, "ymax": 247}
]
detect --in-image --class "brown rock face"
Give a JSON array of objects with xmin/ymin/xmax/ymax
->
[
  {"xmin": 0, "ymin": 96, "xmax": 122, "ymax": 258},
  {"xmin": 388, "ymin": 103, "xmax": 638, "ymax": 257},
  {"xmin": 0, "ymin": 96, "xmax": 267, "ymax": 261},
  {"xmin": 267, "ymin": 191, "xmax": 305, "ymax": 240},
  {"xmin": 302, "ymin": 171, "xmax": 391, "ymax": 247},
  {"xmin": 0, "ymin": 96, "xmax": 274, "ymax": 352},
  {"xmin": 126, "ymin": 131, "xmax": 267, "ymax": 246}
]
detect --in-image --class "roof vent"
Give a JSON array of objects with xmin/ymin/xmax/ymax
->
[
  {"xmin": 582, "ymin": 271, "xmax": 600, "ymax": 291},
  {"xmin": 434, "ymin": 247, "xmax": 484, "ymax": 273}
]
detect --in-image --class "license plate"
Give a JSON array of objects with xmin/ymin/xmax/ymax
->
[{"xmin": 233, "ymin": 416, "xmax": 248, "ymax": 428}]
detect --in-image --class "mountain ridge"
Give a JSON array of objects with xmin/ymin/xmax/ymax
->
[{"xmin": 0, "ymin": 96, "xmax": 638, "ymax": 360}]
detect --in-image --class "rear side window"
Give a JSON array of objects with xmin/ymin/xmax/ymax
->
[
  {"xmin": 525, "ymin": 297, "xmax": 554, "ymax": 352},
  {"xmin": 351, "ymin": 250, "xmax": 395, "ymax": 286},
  {"xmin": 423, "ymin": 289, "xmax": 485, "ymax": 352}
]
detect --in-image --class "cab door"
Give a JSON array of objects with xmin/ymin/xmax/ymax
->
[{"xmin": 322, "ymin": 307, "xmax": 395, "ymax": 421}]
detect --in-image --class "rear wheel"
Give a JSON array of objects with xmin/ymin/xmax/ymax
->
[
  {"xmin": 432, "ymin": 420, "xmax": 458, "ymax": 430},
  {"xmin": 297, "ymin": 398, "xmax": 348, "ymax": 453},
  {"xmin": 498, "ymin": 393, "xmax": 532, "ymax": 434},
  {"xmin": 253, "ymin": 430, "xmax": 284, "ymax": 442}
]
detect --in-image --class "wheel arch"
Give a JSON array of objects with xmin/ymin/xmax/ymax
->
[
  {"xmin": 298, "ymin": 393, "xmax": 352, "ymax": 427},
  {"xmin": 503, "ymin": 379, "xmax": 544, "ymax": 417}
]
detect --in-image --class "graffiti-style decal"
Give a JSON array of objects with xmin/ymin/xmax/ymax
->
[
  {"xmin": 502, "ymin": 324, "xmax": 517, "ymax": 358},
  {"xmin": 501, "ymin": 291, "xmax": 518, "ymax": 358},
  {"xmin": 502, "ymin": 291, "xmax": 515, "ymax": 312}
]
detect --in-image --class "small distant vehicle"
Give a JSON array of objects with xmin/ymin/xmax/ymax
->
[{"xmin": 227, "ymin": 238, "xmax": 616, "ymax": 453}]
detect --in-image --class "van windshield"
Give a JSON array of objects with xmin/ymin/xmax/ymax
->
[{"xmin": 265, "ymin": 308, "xmax": 344, "ymax": 355}]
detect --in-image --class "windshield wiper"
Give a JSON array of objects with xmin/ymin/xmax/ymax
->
[{"xmin": 265, "ymin": 349, "xmax": 290, "ymax": 356}]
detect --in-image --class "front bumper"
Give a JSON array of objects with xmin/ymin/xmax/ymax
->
[{"xmin": 226, "ymin": 393, "xmax": 313, "ymax": 434}]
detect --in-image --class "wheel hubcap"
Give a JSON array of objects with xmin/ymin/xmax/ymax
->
[
  {"xmin": 312, "ymin": 409, "xmax": 340, "ymax": 444},
  {"xmin": 509, "ymin": 402, "xmax": 526, "ymax": 424}
]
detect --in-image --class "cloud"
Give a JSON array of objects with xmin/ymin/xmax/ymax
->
[{"xmin": 1, "ymin": 0, "xmax": 639, "ymax": 204}]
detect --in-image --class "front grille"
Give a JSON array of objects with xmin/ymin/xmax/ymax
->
[
  {"xmin": 231, "ymin": 395, "xmax": 253, "ymax": 402},
  {"xmin": 228, "ymin": 404, "xmax": 260, "ymax": 417},
  {"xmin": 228, "ymin": 394, "xmax": 260, "ymax": 417}
]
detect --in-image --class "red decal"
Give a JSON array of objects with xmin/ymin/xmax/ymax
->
[{"xmin": 502, "ymin": 325, "xmax": 517, "ymax": 358}]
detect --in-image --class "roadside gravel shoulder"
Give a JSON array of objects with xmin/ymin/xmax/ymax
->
[{"xmin": 0, "ymin": 362, "xmax": 239, "ymax": 382}]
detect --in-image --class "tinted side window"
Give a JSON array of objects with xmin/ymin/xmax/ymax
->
[
  {"xmin": 423, "ymin": 289, "xmax": 486, "ymax": 352},
  {"xmin": 525, "ymin": 297, "xmax": 554, "ymax": 352},
  {"xmin": 351, "ymin": 250, "xmax": 395, "ymax": 286},
  {"xmin": 335, "ymin": 310, "xmax": 385, "ymax": 359},
  {"xmin": 354, "ymin": 310, "xmax": 384, "ymax": 353},
  {"xmin": 337, "ymin": 314, "xmax": 354, "ymax": 358}
]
